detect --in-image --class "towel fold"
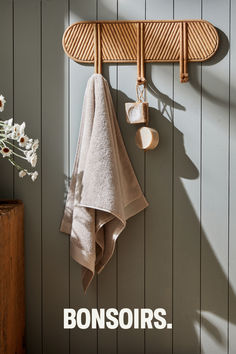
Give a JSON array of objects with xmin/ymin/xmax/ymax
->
[{"xmin": 60, "ymin": 73, "xmax": 148, "ymax": 292}]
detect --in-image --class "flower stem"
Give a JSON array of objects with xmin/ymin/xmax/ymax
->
[
  {"xmin": 11, "ymin": 150, "xmax": 27, "ymax": 160},
  {"xmin": 4, "ymin": 139, "xmax": 25, "ymax": 153},
  {"xmin": 7, "ymin": 158, "xmax": 30, "ymax": 175}
]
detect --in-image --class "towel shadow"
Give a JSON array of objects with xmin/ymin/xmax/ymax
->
[{"xmin": 105, "ymin": 75, "xmax": 236, "ymax": 351}]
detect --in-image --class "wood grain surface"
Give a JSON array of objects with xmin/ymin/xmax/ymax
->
[{"xmin": 0, "ymin": 201, "xmax": 25, "ymax": 354}]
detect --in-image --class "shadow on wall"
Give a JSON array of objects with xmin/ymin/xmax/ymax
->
[
  {"xmin": 106, "ymin": 80, "xmax": 236, "ymax": 350},
  {"xmin": 66, "ymin": 5, "xmax": 234, "ymax": 348},
  {"xmin": 190, "ymin": 28, "xmax": 233, "ymax": 108},
  {"xmin": 102, "ymin": 25, "xmax": 233, "ymax": 349}
]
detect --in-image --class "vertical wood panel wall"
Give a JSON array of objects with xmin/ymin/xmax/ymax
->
[{"xmin": 0, "ymin": 0, "xmax": 235, "ymax": 353}]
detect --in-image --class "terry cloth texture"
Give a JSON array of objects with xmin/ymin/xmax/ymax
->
[{"xmin": 60, "ymin": 73, "xmax": 148, "ymax": 292}]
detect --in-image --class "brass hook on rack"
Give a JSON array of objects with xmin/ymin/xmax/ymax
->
[
  {"xmin": 94, "ymin": 23, "xmax": 102, "ymax": 74},
  {"xmin": 137, "ymin": 22, "xmax": 146, "ymax": 86},
  {"xmin": 136, "ymin": 22, "xmax": 147, "ymax": 106},
  {"xmin": 180, "ymin": 22, "xmax": 188, "ymax": 82}
]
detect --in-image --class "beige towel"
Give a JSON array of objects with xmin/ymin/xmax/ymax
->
[{"xmin": 60, "ymin": 73, "xmax": 148, "ymax": 292}]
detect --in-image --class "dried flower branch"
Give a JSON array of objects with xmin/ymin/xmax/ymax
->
[{"xmin": 0, "ymin": 95, "xmax": 39, "ymax": 181}]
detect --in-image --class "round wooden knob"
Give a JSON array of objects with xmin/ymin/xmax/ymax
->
[{"xmin": 135, "ymin": 127, "xmax": 159, "ymax": 151}]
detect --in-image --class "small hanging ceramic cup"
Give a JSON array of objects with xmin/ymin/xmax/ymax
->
[
  {"xmin": 135, "ymin": 126, "xmax": 159, "ymax": 151},
  {"xmin": 125, "ymin": 80, "xmax": 149, "ymax": 124}
]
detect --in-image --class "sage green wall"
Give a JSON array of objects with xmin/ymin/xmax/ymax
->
[{"xmin": 0, "ymin": 0, "xmax": 235, "ymax": 353}]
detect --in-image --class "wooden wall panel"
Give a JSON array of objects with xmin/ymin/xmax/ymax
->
[
  {"xmin": 0, "ymin": 0, "xmax": 234, "ymax": 353},
  {"xmin": 13, "ymin": 1, "xmax": 42, "ymax": 353},
  {"xmin": 42, "ymin": 0, "xmax": 69, "ymax": 353},
  {"xmin": 69, "ymin": 1, "xmax": 97, "ymax": 354},
  {"xmin": 229, "ymin": 0, "xmax": 236, "ymax": 352},
  {"xmin": 173, "ymin": 1, "xmax": 201, "ymax": 353},
  {"xmin": 201, "ymin": 0, "xmax": 230, "ymax": 353},
  {"xmin": 116, "ymin": 1, "xmax": 146, "ymax": 353},
  {"xmin": 145, "ymin": 1, "xmax": 173, "ymax": 353},
  {"xmin": 0, "ymin": 0, "xmax": 13, "ymax": 198},
  {"xmin": 97, "ymin": 1, "xmax": 118, "ymax": 354}
]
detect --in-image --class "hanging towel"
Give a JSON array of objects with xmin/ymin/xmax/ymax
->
[{"xmin": 60, "ymin": 73, "xmax": 148, "ymax": 292}]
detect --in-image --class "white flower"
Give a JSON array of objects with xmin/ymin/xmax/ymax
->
[
  {"xmin": 13, "ymin": 124, "xmax": 20, "ymax": 133},
  {"xmin": 19, "ymin": 122, "xmax": 25, "ymax": 135},
  {"xmin": 12, "ymin": 122, "xmax": 25, "ymax": 140},
  {"xmin": 25, "ymin": 150, "xmax": 31, "ymax": 158},
  {"xmin": 18, "ymin": 135, "xmax": 29, "ymax": 147},
  {"xmin": 24, "ymin": 149, "xmax": 32, "ymax": 158},
  {"xmin": 28, "ymin": 153, "xmax": 37, "ymax": 167},
  {"xmin": 32, "ymin": 139, "xmax": 39, "ymax": 152},
  {"xmin": 31, "ymin": 171, "xmax": 38, "ymax": 181},
  {"xmin": 19, "ymin": 170, "xmax": 26, "ymax": 178},
  {"xmin": 7, "ymin": 132, "xmax": 15, "ymax": 139},
  {"xmin": 0, "ymin": 146, "xmax": 12, "ymax": 157},
  {"xmin": 4, "ymin": 118, "xmax": 13, "ymax": 127},
  {"xmin": 11, "ymin": 125, "xmax": 21, "ymax": 140},
  {"xmin": 24, "ymin": 150, "xmax": 38, "ymax": 168},
  {"xmin": 1, "ymin": 118, "xmax": 13, "ymax": 135},
  {"xmin": 0, "ymin": 94, "xmax": 40, "ymax": 182},
  {"xmin": 0, "ymin": 95, "xmax": 6, "ymax": 112},
  {"xmin": 26, "ymin": 139, "xmax": 33, "ymax": 150}
]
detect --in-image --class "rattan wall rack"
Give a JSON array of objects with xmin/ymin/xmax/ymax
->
[{"xmin": 62, "ymin": 20, "xmax": 219, "ymax": 83}]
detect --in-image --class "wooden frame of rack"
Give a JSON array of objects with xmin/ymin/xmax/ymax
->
[{"xmin": 62, "ymin": 20, "xmax": 219, "ymax": 83}]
